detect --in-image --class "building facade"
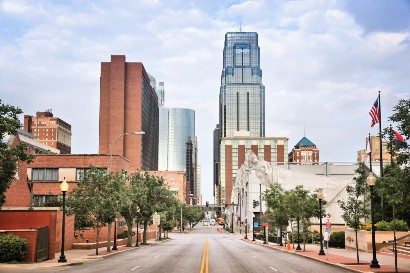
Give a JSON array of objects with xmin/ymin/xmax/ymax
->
[
  {"xmin": 218, "ymin": 136, "xmax": 288, "ymax": 205},
  {"xmin": 288, "ymin": 136, "xmax": 319, "ymax": 165},
  {"xmin": 99, "ymin": 55, "xmax": 159, "ymax": 172},
  {"xmin": 24, "ymin": 111, "xmax": 71, "ymax": 154},
  {"xmin": 219, "ymin": 32, "xmax": 265, "ymax": 138},
  {"xmin": 357, "ymin": 135, "xmax": 390, "ymax": 163},
  {"xmin": 158, "ymin": 108, "xmax": 197, "ymax": 202}
]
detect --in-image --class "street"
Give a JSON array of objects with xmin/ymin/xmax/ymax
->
[{"xmin": 0, "ymin": 223, "xmax": 352, "ymax": 273}]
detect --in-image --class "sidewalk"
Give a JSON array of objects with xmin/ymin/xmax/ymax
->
[
  {"xmin": 244, "ymin": 237, "xmax": 410, "ymax": 273},
  {"xmin": 0, "ymin": 239, "xmax": 162, "ymax": 271}
]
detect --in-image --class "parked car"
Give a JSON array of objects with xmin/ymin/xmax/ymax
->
[
  {"xmin": 216, "ymin": 218, "xmax": 225, "ymax": 225},
  {"xmin": 210, "ymin": 219, "xmax": 216, "ymax": 226}
]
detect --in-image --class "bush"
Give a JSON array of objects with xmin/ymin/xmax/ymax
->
[
  {"xmin": 0, "ymin": 235, "xmax": 27, "ymax": 262},
  {"xmin": 329, "ymin": 231, "xmax": 345, "ymax": 248},
  {"xmin": 117, "ymin": 230, "xmax": 135, "ymax": 239},
  {"xmin": 376, "ymin": 220, "xmax": 390, "ymax": 231},
  {"xmin": 390, "ymin": 219, "xmax": 409, "ymax": 231},
  {"xmin": 360, "ymin": 223, "xmax": 372, "ymax": 231}
]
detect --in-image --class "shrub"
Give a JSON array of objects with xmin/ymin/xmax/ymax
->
[
  {"xmin": 360, "ymin": 223, "xmax": 372, "ymax": 231},
  {"xmin": 117, "ymin": 230, "xmax": 135, "ymax": 239},
  {"xmin": 376, "ymin": 220, "xmax": 390, "ymax": 231},
  {"xmin": 329, "ymin": 231, "xmax": 345, "ymax": 248},
  {"xmin": 390, "ymin": 219, "xmax": 408, "ymax": 231},
  {"xmin": 0, "ymin": 235, "xmax": 27, "ymax": 262}
]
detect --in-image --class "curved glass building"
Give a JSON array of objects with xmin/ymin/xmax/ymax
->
[{"xmin": 158, "ymin": 108, "xmax": 195, "ymax": 171}]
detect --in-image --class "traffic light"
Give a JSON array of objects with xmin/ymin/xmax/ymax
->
[
  {"xmin": 206, "ymin": 201, "xmax": 209, "ymax": 207},
  {"xmin": 252, "ymin": 200, "xmax": 259, "ymax": 208}
]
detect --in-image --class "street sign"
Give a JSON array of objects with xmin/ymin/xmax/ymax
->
[
  {"xmin": 153, "ymin": 212, "xmax": 160, "ymax": 226},
  {"xmin": 326, "ymin": 222, "xmax": 332, "ymax": 228}
]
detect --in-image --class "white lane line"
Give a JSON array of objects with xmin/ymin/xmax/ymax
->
[
  {"xmin": 131, "ymin": 265, "xmax": 140, "ymax": 271},
  {"xmin": 154, "ymin": 255, "xmax": 160, "ymax": 259},
  {"xmin": 270, "ymin": 266, "xmax": 278, "ymax": 271},
  {"xmin": 252, "ymin": 256, "xmax": 257, "ymax": 259}
]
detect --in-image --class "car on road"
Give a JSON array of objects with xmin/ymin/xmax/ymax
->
[
  {"xmin": 210, "ymin": 219, "xmax": 216, "ymax": 226},
  {"xmin": 216, "ymin": 218, "xmax": 225, "ymax": 225}
]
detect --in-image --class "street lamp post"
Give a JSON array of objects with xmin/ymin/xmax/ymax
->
[
  {"xmin": 367, "ymin": 173, "xmax": 380, "ymax": 268},
  {"xmin": 112, "ymin": 218, "xmax": 118, "ymax": 250},
  {"xmin": 296, "ymin": 216, "xmax": 301, "ymax": 250},
  {"xmin": 109, "ymin": 131, "xmax": 145, "ymax": 172},
  {"xmin": 231, "ymin": 202, "xmax": 234, "ymax": 233},
  {"xmin": 245, "ymin": 218, "xmax": 248, "ymax": 239},
  {"xmin": 58, "ymin": 178, "xmax": 69, "ymax": 263},
  {"xmin": 318, "ymin": 188, "xmax": 325, "ymax": 256}
]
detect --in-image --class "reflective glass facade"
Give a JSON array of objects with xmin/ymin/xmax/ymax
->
[
  {"xmin": 158, "ymin": 108, "xmax": 195, "ymax": 171},
  {"xmin": 219, "ymin": 32, "xmax": 265, "ymax": 138}
]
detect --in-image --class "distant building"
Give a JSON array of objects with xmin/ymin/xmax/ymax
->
[
  {"xmin": 24, "ymin": 110, "xmax": 71, "ymax": 154},
  {"xmin": 357, "ymin": 135, "xmax": 390, "ymax": 163},
  {"xmin": 288, "ymin": 137, "xmax": 319, "ymax": 165},
  {"xmin": 158, "ymin": 108, "xmax": 197, "ymax": 203},
  {"xmin": 148, "ymin": 74, "xmax": 165, "ymax": 107},
  {"xmin": 99, "ymin": 55, "xmax": 159, "ymax": 171}
]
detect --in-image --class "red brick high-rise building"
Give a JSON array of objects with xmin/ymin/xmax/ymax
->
[
  {"xmin": 99, "ymin": 55, "xmax": 159, "ymax": 172},
  {"xmin": 24, "ymin": 111, "xmax": 72, "ymax": 154}
]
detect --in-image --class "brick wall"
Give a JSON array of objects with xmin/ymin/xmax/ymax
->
[{"xmin": 1, "ymin": 230, "xmax": 37, "ymax": 262}]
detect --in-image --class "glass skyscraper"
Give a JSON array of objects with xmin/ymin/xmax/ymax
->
[
  {"xmin": 219, "ymin": 32, "xmax": 265, "ymax": 138},
  {"xmin": 158, "ymin": 108, "xmax": 195, "ymax": 171}
]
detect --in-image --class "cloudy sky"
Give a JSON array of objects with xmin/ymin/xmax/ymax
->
[{"xmin": 1, "ymin": 0, "xmax": 409, "ymax": 204}]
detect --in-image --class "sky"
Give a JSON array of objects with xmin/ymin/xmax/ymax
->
[{"xmin": 1, "ymin": 0, "xmax": 410, "ymax": 205}]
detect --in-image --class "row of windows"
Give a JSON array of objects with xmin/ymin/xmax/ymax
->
[{"xmin": 31, "ymin": 168, "xmax": 97, "ymax": 182}]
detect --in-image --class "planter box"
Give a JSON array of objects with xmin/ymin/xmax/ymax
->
[{"xmin": 345, "ymin": 228, "xmax": 410, "ymax": 252}]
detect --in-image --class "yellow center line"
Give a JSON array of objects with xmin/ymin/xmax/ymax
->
[{"xmin": 200, "ymin": 239, "xmax": 209, "ymax": 273}]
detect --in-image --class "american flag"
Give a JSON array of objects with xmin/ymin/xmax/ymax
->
[{"xmin": 369, "ymin": 98, "xmax": 380, "ymax": 127}]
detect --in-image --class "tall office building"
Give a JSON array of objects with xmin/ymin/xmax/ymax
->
[
  {"xmin": 99, "ymin": 55, "xmax": 159, "ymax": 171},
  {"xmin": 219, "ymin": 32, "xmax": 265, "ymax": 138},
  {"xmin": 215, "ymin": 32, "xmax": 288, "ymax": 206},
  {"xmin": 24, "ymin": 111, "xmax": 71, "ymax": 154},
  {"xmin": 158, "ymin": 108, "xmax": 195, "ymax": 171}
]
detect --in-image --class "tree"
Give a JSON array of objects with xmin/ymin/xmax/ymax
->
[
  {"xmin": 0, "ymin": 100, "xmax": 35, "ymax": 208},
  {"xmin": 134, "ymin": 172, "xmax": 177, "ymax": 244},
  {"xmin": 388, "ymin": 99, "xmax": 410, "ymax": 168},
  {"xmin": 338, "ymin": 163, "xmax": 369, "ymax": 263},
  {"xmin": 120, "ymin": 173, "xmax": 147, "ymax": 246},
  {"xmin": 264, "ymin": 183, "xmax": 289, "ymax": 245},
  {"xmin": 285, "ymin": 185, "xmax": 317, "ymax": 251},
  {"xmin": 65, "ymin": 167, "xmax": 125, "ymax": 255}
]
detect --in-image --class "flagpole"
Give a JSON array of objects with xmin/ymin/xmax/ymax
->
[
  {"xmin": 368, "ymin": 133, "xmax": 372, "ymax": 172},
  {"xmin": 378, "ymin": 91, "xmax": 385, "ymax": 221},
  {"xmin": 389, "ymin": 124, "xmax": 394, "ymax": 166}
]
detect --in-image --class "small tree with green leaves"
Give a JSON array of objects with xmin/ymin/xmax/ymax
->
[
  {"xmin": 338, "ymin": 163, "xmax": 369, "ymax": 263},
  {"xmin": 264, "ymin": 183, "xmax": 289, "ymax": 244},
  {"xmin": 66, "ymin": 167, "xmax": 125, "ymax": 255},
  {"xmin": 0, "ymin": 100, "xmax": 35, "ymax": 209}
]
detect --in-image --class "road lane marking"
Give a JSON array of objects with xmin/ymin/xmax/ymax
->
[
  {"xmin": 131, "ymin": 266, "xmax": 140, "ymax": 271},
  {"xmin": 154, "ymin": 255, "xmax": 160, "ymax": 259},
  {"xmin": 252, "ymin": 256, "xmax": 257, "ymax": 259},
  {"xmin": 200, "ymin": 239, "xmax": 209, "ymax": 273},
  {"xmin": 270, "ymin": 266, "xmax": 278, "ymax": 271}
]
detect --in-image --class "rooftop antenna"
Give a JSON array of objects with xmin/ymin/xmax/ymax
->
[
  {"xmin": 304, "ymin": 124, "xmax": 306, "ymax": 137},
  {"xmin": 239, "ymin": 21, "xmax": 242, "ymax": 32}
]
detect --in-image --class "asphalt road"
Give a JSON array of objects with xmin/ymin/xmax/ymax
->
[{"xmin": 1, "ymin": 224, "xmax": 350, "ymax": 273}]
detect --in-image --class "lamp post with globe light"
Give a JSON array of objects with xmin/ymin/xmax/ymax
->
[
  {"xmin": 318, "ymin": 188, "xmax": 325, "ymax": 256},
  {"xmin": 367, "ymin": 173, "xmax": 380, "ymax": 268},
  {"xmin": 58, "ymin": 178, "xmax": 69, "ymax": 263}
]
